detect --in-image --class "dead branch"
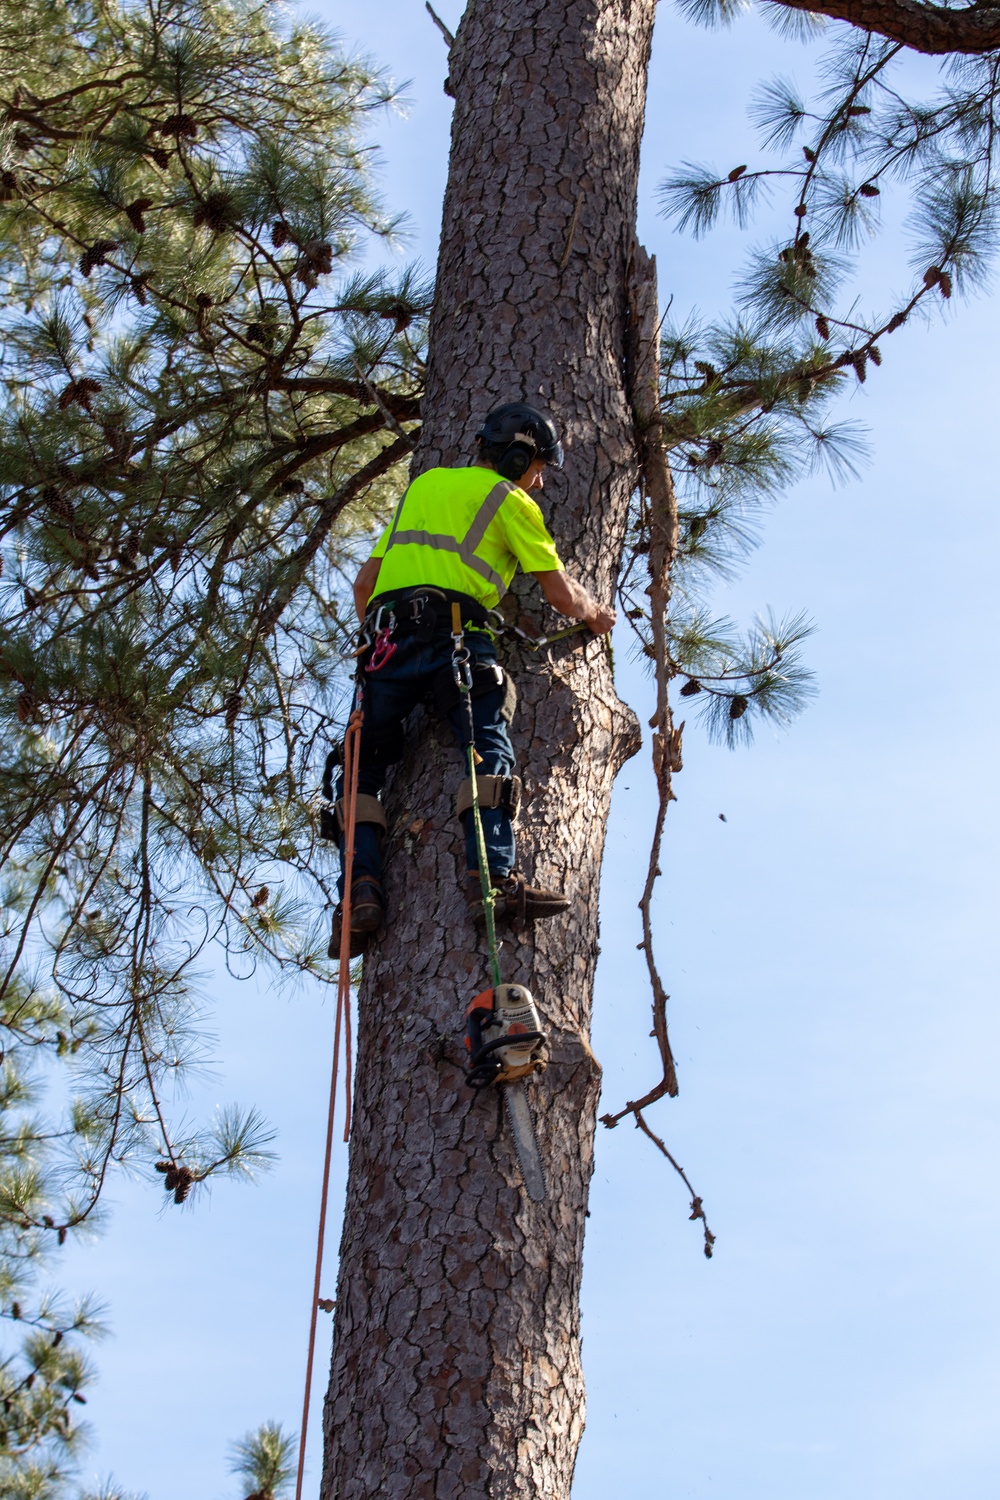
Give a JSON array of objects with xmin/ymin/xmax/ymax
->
[
  {"xmin": 602, "ymin": 242, "xmax": 679, "ymax": 1125},
  {"xmin": 633, "ymin": 1109, "xmax": 715, "ymax": 1259},
  {"xmin": 425, "ymin": 1, "xmax": 456, "ymax": 48}
]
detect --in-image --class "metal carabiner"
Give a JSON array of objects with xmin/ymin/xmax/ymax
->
[
  {"xmin": 365, "ymin": 626, "xmax": 398, "ymax": 674},
  {"xmin": 451, "ymin": 642, "xmax": 473, "ymax": 693}
]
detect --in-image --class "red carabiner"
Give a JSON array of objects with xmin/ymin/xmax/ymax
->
[{"xmin": 365, "ymin": 626, "xmax": 397, "ymax": 674}]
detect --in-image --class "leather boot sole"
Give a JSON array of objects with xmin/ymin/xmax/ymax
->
[{"xmin": 465, "ymin": 873, "xmax": 569, "ymax": 926}]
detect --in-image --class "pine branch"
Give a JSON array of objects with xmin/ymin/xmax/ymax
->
[{"xmin": 769, "ymin": 0, "xmax": 1000, "ymax": 56}]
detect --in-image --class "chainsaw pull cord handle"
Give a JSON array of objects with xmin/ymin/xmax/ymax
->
[
  {"xmin": 295, "ymin": 695, "xmax": 363, "ymax": 1500},
  {"xmin": 451, "ymin": 603, "xmax": 502, "ymax": 990}
]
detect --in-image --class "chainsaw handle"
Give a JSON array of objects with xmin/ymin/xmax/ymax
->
[{"xmin": 468, "ymin": 1031, "xmax": 545, "ymax": 1063}]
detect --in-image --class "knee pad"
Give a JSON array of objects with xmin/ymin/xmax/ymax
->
[
  {"xmin": 455, "ymin": 774, "xmax": 522, "ymax": 823},
  {"xmin": 331, "ymin": 794, "xmax": 388, "ymax": 843}
]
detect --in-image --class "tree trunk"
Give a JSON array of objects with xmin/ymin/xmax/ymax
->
[{"xmin": 321, "ymin": 1, "xmax": 655, "ymax": 1494}]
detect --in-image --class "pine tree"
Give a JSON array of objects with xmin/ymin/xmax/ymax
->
[
  {"xmin": 320, "ymin": 2, "xmax": 1000, "ymax": 1497},
  {"xmin": 4, "ymin": 0, "xmax": 1000, "ymax": 1494}
]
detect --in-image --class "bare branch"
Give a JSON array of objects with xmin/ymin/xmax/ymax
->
[{"xmin": 425, "ymin": 1, "xmax": 456, "ymax": 48}]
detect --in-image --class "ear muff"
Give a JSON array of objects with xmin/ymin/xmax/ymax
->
[{"xmin": 495, "ymin": 432, "xmax": 538, "ymax": 481}]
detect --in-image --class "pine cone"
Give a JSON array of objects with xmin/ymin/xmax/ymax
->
[
  {"xmin": 42, "ymin": 486, "xmax": 75, "ymax": 523},
  {"xmin": 148, "ymin": 146, "xmax": 170, "ymax": 170},
  {"xmin": 729, "ymin": 694, "xmax": 748, "ymax": 720},
  {"xmin": 78, "ymin": 240, "xmax": 118, "ymax": 277},
  {"xmin": 124, "ymin": 197, "xmax": 153, "ymax": 233},
  {"xmin": 172, "ymin": 1167, "xmax": 194, "ymax": 1204},
  {"xmin": 130, "ymin": 273, "xmax": 151, "ymax": 305},
  {"xmin": 295, "ymin": 240, "xmax": 333, "ymax": 288},
  {"xmin": 152, "ymin": 113, "xmax": 197, "ymax": 139},
  {"xmin": 0, "ymin": 169, "xmax": 18, "ymax": 201},
  {"xmin": 859, "ymin": 182, "xmax": 880, "ymax": 197},
  {"xmin": 57, "ymin": 378, "xmax": 103, "ymax": 412},
  {"xmin": 938, "ymin": 271, "xmax": 952, "ymax": 299},
  {"xmin": 224, "ymin": 690, "xmax": 243, "ymax": 727},
  {"xmin": 383, "ymin": 299, "xmax": 413, "ymax": 332},
  {"xmin": 192, "ymin": 191, "xmax": 236, "ymax": 233},
  {"xmin": 251, "ymin": 885, "xmax": 270, "ymax": 907},
  {"xmin": 16, "ymin": 691, "xmax": 35, "ymax": 723},
  {"xmin": 815, "ymin": 315, "xmax": 830, "ymax": 340},
  {"xmin": 679, "ymin": 679, "xmax": 701, "ymax": 697},
  {"xmin": 923, "ymin": 265, "xmax": 942, "ymax": 288},
  {"xmin": 271, "ymin": 219, "xmax": 290, "ymax": 248}
]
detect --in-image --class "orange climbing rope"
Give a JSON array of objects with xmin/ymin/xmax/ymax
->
[{"xmin": 294, "ymin": 705, "xmax": 363, "ymax": 1500}]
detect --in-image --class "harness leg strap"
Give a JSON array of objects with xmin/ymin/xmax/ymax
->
[{"xmin": 333, "ymin": 794, "xmax": 388, "ymax": 843}]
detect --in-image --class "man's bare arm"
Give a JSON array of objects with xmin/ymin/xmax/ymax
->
[
  {"xmin": 354, "ymin": 556, "xmax": 382, "ymax": 620},
  {"xmin": 534, "ymin": 569, "xmax": 616, "ymax": 634}
]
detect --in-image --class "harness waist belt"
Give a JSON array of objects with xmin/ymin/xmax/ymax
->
[{"xmin": 367, "ymin": 586, "xmax": 489, "ymax": 633}]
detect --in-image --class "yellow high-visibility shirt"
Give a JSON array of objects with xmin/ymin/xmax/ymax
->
[{"xmin": 369, "ymin": 466, "xmax": 563, "ymax": 611}]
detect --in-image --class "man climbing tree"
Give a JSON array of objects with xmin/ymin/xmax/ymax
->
[
  {"xmin": 329, "ymin": 401, "xmax": 616, "ymax": 956},
  {"xmin": 5, "ymin": 0, "xmax": 1000, "ymax": 1492}
]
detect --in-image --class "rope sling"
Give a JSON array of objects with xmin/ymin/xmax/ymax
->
[{"xmin": 294, "ymin": 703, "xmax": 361, "ymax": 1500}]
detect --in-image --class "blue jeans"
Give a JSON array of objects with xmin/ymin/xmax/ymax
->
[{"xmin": 336, "ymin": 630, "xmax": 516, "ymax": 896}]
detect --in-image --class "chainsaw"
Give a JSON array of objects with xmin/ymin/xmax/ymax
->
[{"xmin": 465, "ymin": 983, "xmax": 547, "ymax": 1202}]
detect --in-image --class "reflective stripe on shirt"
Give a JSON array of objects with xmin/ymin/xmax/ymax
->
[{"xmin": 382, "ymin": 479, "xmax": 515, "ymax": 597}]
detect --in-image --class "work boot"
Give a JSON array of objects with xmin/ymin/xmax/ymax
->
[
  {"xmin": 464, "ymin": 870, "xmax": 570, "ymax": 928},
  {"xmin": 328, "ymin": 878, "xmax": 384, "ymax": 960}
]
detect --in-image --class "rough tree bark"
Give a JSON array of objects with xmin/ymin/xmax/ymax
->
[{"xmin": 321, "ymin": 1, "xmax": 658, "ymax": 1494}]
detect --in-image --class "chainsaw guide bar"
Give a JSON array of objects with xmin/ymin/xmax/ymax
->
[{"xmin": 503, "ymin": 1081, "xmax": 547, "ymax": 1202}]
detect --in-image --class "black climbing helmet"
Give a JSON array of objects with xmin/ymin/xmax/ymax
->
[{"xmin": 476, "ymin": 402, "xmax": 564, "ymax": 482}]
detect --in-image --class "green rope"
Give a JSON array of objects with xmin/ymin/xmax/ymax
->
[{"xmin": 465, "ymin": 735, "xmax": 503, "ymax": 989}]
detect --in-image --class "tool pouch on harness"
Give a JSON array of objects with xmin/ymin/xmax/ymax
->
[
  {"xmin": 431, "ymin": 659, "xmax": 517, "ymax": 724},
  {"xmin": 455, "ymin": 774, "xmax": 521, "ymax": 824},
  {"xmin": 465, "ymin": 984, "xmax": 548, "ymax": 1089}
]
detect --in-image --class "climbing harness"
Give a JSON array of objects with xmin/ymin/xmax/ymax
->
[
  {"xmin": 450, "ymin": 603, "xmax": 548, "ymax": 1202},
  {"xmin": 294, "ymin": 698, "xmax": 362, "ymax": 1500}
]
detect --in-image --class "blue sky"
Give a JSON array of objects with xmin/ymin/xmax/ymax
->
[{"xmin": 58, "ymin": 3, "xmax": 1000, "ymax": 1497}]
